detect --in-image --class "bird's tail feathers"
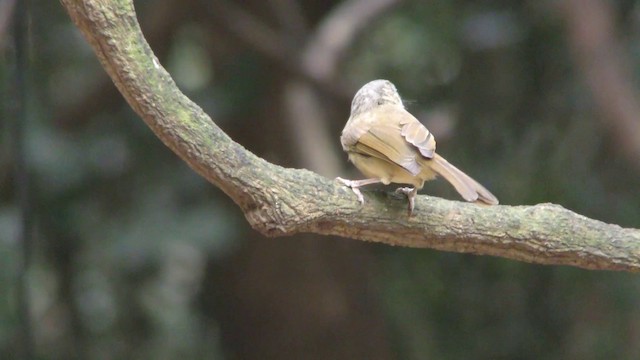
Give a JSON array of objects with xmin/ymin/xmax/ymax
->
[{"xmin": 430, "ymin": 154, "xmax": 498, "ymax": 205}]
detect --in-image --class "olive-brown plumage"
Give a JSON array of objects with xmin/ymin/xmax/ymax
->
[{"xmin": 338, "ymin": 79, "xmax": 498, "ymax": 213}]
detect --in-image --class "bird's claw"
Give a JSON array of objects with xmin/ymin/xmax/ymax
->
[
  {"xmin": 395, "ymin": 187, "xmax": 417, "ymax": 215},
  {"xmin": 336, "ymin": 177, "xmax": 365, "ymax": 204}
]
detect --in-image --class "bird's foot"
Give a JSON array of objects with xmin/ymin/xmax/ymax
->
[
  {"xmin": 336, "ymin": 177, "xmax": 365, "ymax": 204},
  {"xmin": 395, "ymin": 187, "xmax": 418, "ymax": 215}
]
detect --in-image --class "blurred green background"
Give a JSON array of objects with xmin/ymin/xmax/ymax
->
[{"xmin": 3, "ymin": 0, "xmax": 640, "ymax": 359}]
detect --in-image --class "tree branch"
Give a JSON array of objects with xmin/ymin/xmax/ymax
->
[
  {"xmin": 199, "ymin": 0, "xmax": 351, "ymax": 99},
  {"xmin": 59, "ymin": 0, "xmax": 640, "ymax": 272},
  {"xmin": 561, "ymin": 0, "xmax": 640, "ymax": 169},
  {"xmin": 0, "ymin": 0, "xmax": 16, "ymax": 50},
  {"xmin": 282, "ymin": 0, "xmax": 402, "ymax": 176},
  {"xmin": 54, "ymin": 0, "xmax": 190, "ymax": 129}
]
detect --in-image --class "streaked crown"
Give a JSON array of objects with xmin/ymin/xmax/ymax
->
[{"xmin": 350, "ymin": 79, "xmax": 404, "ymax": 117}]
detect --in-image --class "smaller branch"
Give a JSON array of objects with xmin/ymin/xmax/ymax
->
[
  {"xmin": 561, "ymin": 0, "xmax": 640, "ymax": 169},
  {"xmin": 300, "ymin": 0, "xmax": 401, "ymax": 81},
  {"xmin": 268, "ymin": 0, "xmax": 308, "ymax": 43},
  {"xmin": 282, "ymin": 0, "xmax": 402, "ymax": 176},
  {"xmin": 0, "ymin": 0, "xmax": 16, "ymax": 49},
  {"xmin": 281, "ymin": 82, "xmax": 342, "ymax": 175},
  {"xmin": 199, "ymin": 0, "xmax": 351, "ymax": 99},
  {"xmin": 204, "ymin": 0, "xmax": 286, "ymax": 63},
  {"xmin": 9, "ymin": 0, "xmax": 34, "ymax": 357}
]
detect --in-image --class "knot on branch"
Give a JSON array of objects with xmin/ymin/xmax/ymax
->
[{"xmin": 243, "ymin": 190, "xmax": 301, "ymax": 237}]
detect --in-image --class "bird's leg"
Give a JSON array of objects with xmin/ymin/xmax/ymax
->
[
  {"xmin": 336, "ymin": 177, "xmax": 381, "ymax": 204},
  {"xmin": 395, "ymin": 187, "xmax": 418, "ymax": 215}
]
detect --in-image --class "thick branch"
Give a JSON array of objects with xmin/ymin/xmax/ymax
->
[{"xmin": 59, "ymin": 0, "xmax": 640, "ymax": 272}]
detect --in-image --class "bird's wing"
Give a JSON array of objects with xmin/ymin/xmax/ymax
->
[
  {"xmin": 340, "ymin": 114, "xmax": 370, "ymax": 151},
  {"xmin": 345, "ymin": 107, "xmax": 425, "ymax": 176},
  {"xmin": 399, "ymin": 111, "xmax": 436, "ymax": 159}
]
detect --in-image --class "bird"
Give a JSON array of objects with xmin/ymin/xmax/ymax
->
[{"xmin": 337, "ymin": 79, "xmax": 498, "ymax": 214}]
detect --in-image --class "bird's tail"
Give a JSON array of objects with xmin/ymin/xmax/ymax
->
[{"xmin": 429, "ymin": 154, "xmax": 499, "ymax": 205}]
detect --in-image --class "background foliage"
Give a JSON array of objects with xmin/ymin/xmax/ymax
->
[{"xmin": 3, "ymin": 0, "xmax": 640, "ymax": 359}]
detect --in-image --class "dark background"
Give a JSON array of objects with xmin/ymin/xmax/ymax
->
[{"xmin": 2, "ymin": 0, "xmax": 640, "ymax": 359}]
